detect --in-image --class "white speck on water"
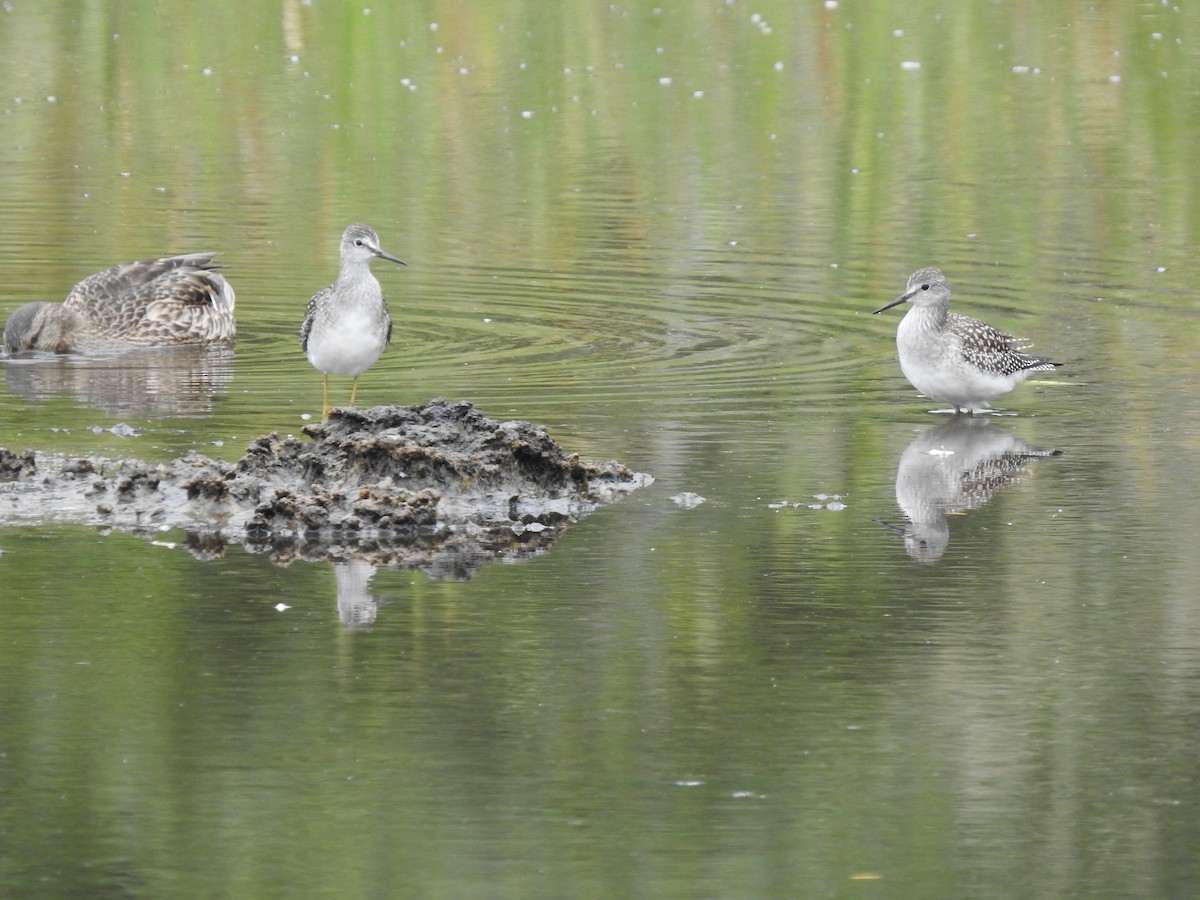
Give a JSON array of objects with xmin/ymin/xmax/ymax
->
[
  {"xmin": 826, "ymin": 502, "xmax": 846, "ymax": 511},
  {"xmin": 150, "ymin": 541, "xmax": 177, "ymax": 550},
  {"xmin": 288, "ymin": 54, "xmax": 299, "ymax": 63},
  {"xmin": 429, "ymin": 21, "xmax": 438, "ymax": 31},
  {"xmin": 670, "ymin": 492, "xmax": 706, "ymax": 509},
  {"xmin": 749, "ymin": 12, "xmax": 772, "ymax": 34},
  {"xmin": 1152, "ymin": 32, "xmax": 1163, "ymax": 39},
  {"xmin": 300, "ymin": 413, "xmax": 313, "ymax": 421},
  {"xmin": 482, "ymin": 317, "xmax": 492, "ymax": 323},
  {"xmin": 658, "ymin": 76, "xmax": 672, "ymax": 85},
  {"xmin": 773, "ymin": 61, "xmax": 784, "ymax": 71},
  {"xmin": 275, "ymin": 603, "xmax": 291, "ymax": 612},
  {"xmin": 202, "ymin": 67, "xmax": 213, "ymax": 76},
  {"xmin": 1156, "ymin": 266, "xmax": 1167, "ymax": 272},
  {"xmin": 521, "ymin": 110, "xmax": 534, "ymax": 118},
  {"xmin": 674, "ymin": 780, "xmax": 705, "ymax": 787},
  {"xmin": 1108, "ymin": 74, "xmax": 1121, "ymax": 83},
  {"xmin": 692, "ymin": 90, "xmax": 704, "ymax": 98},
  {"xmin": 927, "ymin": 447, "xmax": 955, "ymax": 457},
  {"xmin": 829, "ymin": 262, "xmax": 839, "ymax": 268},
  {"xmin": 1013, "ymin": 65, "xmax": 1030, "ymax": 74},
  {"xmin": 900, "ymin": 60, "xmax": 921, "ymax": 70},
  {"xmin": 825, "ymin": 0, "xmax": 839, "ymax": 7},
  {"xmin": 46, "ymin": 95, "xmax": 56, "ymax": 103},
  {"xmin": 893, "ymin": 29, "xmax": 904, "ymax": 37}
]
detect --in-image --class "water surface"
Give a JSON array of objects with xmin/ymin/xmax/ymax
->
[{"xmin": 2, "ymin": 2, "xmax": 1199, "ymax": 896}]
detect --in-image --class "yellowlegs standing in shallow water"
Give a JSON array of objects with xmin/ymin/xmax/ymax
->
[
  {"xmin": 874, "ymin": 267, "xmax": 1060, "ymax": 414},
  {"xmin": 3, "ymin": 253, "xmax": 235, "ymax": 353},
  {"xmin": 300, "ymin": 224, "xmax": 406, "ymax": 418}
]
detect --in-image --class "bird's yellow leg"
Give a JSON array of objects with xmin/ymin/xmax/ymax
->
[
  {"xmin": 350, "ymin": 376, "xmax": 360, "ymax": 407},
  {"xmin": 322, "ymin": 374, "xmax": 330, "ymax": 419}
]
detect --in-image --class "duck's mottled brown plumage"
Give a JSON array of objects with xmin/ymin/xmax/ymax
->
[{"xmin": 3, "ymin": 253, "xmax": 236, "ymax": 353}]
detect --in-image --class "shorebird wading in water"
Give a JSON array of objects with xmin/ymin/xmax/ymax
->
[
  {"xmin": 874, "ymin": 267, "xmax": 1060, "ymax": 414},
  {"xmin": 300, "ymin": 223, "xmax": 406, "ymax": 418},
  {"xmin": 3, "ymin": 253, "xmax": 235, "ymax": 354}
]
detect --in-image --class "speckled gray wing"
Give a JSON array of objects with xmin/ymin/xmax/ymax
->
[
  {"xmin": 948, "ymin": 312, "xmax": 1057, "ymax": 376},
  {"xmin": 300, "ymin": 285, "xmax": 335, "ymax": 352},
  {"xmin": 64, "ymin": 254, "xmax": 235, "ymax": 344}
]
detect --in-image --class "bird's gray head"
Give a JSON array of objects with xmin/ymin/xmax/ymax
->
[
  {"xmin": 3, "ymin": 302, "xmax": 80, "ymax": 353},
  {"xmin": 874, "ymin": 267, "xmax": 951, "ymax": 314},
  {"xmin": 339, "ymin": 223, "xmax": 406, "ymax": 268}
]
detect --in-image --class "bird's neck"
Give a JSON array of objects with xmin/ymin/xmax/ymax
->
[
  {"xmin": 336, "ymin": 265, "xmax": 380, "ymax": 294},
  {"xmin": 908, "ymin": 301, "xmax": 949, "ymax": 330}
]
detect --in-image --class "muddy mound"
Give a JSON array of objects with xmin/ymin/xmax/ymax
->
[{"xmin": 0, "ymin": 399, "xmax": 652, "ymax": 574}]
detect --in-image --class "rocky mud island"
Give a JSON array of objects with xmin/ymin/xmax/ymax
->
[{"xmin": 0, "ymin": 399, "xmax": 652, "ymax": 577}]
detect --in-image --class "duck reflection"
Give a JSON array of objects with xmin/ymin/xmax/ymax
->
[
  {"xmin": 3, "ymin": 343, "xmax": 235, "ymax": 416},
  {"xmin": 880, "ymin": 418, "xmax": 1061, "ymax": 563}
]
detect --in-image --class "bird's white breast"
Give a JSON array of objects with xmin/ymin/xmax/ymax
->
[
  {"xmin": 896, "ymin": 308, "xmax": 1023, "ymax": 407},
  {"xmin": 306, "ymin": 307, "xmax": 388, "ymax": 376}
]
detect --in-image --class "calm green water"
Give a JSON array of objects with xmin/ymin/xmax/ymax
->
[{"xmin": 2, "ymin": 2, "xmax": 1200, "ymax": 897}]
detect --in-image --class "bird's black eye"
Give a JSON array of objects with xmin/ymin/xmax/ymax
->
[
  {"xmin": 354, "ymin": 239, "xmax": 364, "ymax": 247},
  {"xmin": 921, "ymin": 283, "xmax": 930, "ymax": 290}
]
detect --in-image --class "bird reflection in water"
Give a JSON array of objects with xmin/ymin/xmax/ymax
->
[
  {"xmin": 2, "ymin": 343, "xmax": 235, "ymax": 416},
  {"xmin": 878, "ymin": 418, "xmax": 1061, "ymax": 563},
  {"xmin": 334, "ymin": 559, "xmax": 380, "ymax": 629}
]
